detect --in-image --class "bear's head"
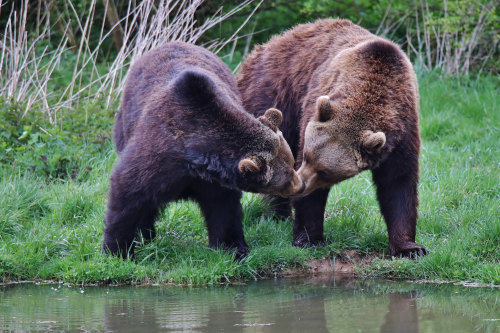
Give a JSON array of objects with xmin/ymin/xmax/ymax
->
[
  {"xmin": 238, "ymin": 108, "xmax": 305, "ymax": 197},
  {"xmin": 297, "ymin": 95, "xmax": 386, "ymax": 195},
  {"xmin": 173, "ymin": 69, "xmax": 304, "ymax": 197}
]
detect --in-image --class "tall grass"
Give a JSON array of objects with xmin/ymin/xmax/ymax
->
[
  {"xmin": 0, "ymin": 0, "xmax": 67, "ymax": 123},
  {"xmin": 0, "ymin": 0, "xmax": 258, "ymax": 124},
  {"xmin": 404, "ymin": 0, "xmax": 497, "ymax": 76},
  {"xmin": 372, "ymin": 0, "xmax": 497, "ymax": 76}
]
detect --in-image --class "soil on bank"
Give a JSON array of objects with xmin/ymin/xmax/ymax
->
[{"xmin": 281, "ymin": 250, "xmax": 382, "ymax": 276}]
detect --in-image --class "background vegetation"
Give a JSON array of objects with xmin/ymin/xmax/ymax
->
[
  {"xmin": 207, "ymin": 0, "xmax": 499, "ymax": 75},
  {"xmin": 0, "ymin": 0, "xmax": 498, "ymax": 285}
]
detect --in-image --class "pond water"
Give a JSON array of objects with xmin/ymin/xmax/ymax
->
[{"xmin": 1, "ymin": 275, "xmax": 498, "ymax": 332}]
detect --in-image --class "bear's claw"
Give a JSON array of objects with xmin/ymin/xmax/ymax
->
[
  {"xmin": 393, "ymin": 246, "xmax": 428, "ymax": 259},
  {"xmin": 292, "ymin": 237, "xmax": 331, "ymax": 248},
  {"xmin": 234, "ymin": 246, "xmax": 249, "ymax": 261}
]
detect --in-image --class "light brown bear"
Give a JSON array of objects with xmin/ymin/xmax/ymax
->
[{"xmin": 237, "ymin": 19, "xmax": 426, "ymax": 258}]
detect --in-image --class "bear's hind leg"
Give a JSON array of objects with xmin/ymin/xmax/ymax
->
[
  {"xmin": 103, "ymin": 198, "xmax": 156, "ymax": 258},
  {"xmin": 192, "ymin": 182, "xmax": 248, "ymax": 260},
  {"xmin": 264, "ymin": 195, "xmax": 292, "ymax": 221},
  {"xmin": 136, "ymin": 206, "xmax": 159, "ymax": 243},
  {"xmin": 102, "ymin": 152, "xmax": 180, "ymax": 258},
  {"xmin": 372, "ymin": 151, "xmax": 427, "ymax": 258}
]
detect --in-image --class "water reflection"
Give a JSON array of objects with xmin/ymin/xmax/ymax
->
[
  {"xmin": 103, "ymin": 298, "xmax": 162, "ymax": 332},
  {"xmin": 381, "ymin": 292, "xmax": 419, "ymax": 333},
  {"xmin": 0, "ymin": 276, "xmax": 498, "ymax": 332}
]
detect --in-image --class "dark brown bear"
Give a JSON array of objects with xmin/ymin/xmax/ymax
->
[
  {"xmin": 237, "ymin": 19, "xmax": 426, "ymax": 258},
  {"xmin": 103, "ymin": 41, "xmax": 304, "ymax": 259}
]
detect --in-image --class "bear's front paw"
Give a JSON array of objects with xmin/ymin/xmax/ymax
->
[
  {"xmin": 210, "ymin": 241, "xmax": 249, "ymax": 261},
  {"xmin": 102, "ymin": 237, "xmax": 135, "ymax": 259},
  {"xmin": 234, "ymin": 246, "xmax": 249, "ymax": 261},
  {"xmin": 102, "ymin": 244, "xmax": 127, "ymax": 259},
  {"xmin": 390, "ymin": 242, "xmax": 427, "ymax": 259},
  {"xmin": 292, "ymin": 235, "xmax": 329, "ymax": 248}
]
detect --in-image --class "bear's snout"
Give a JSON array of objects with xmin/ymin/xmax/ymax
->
[
  {"xmin": 277, "ymin": 170, "xmax": 306, "ymax": 198},
  {"xmin": 296, "ymin": 163, "xmax": 319, "ymax": 196}
]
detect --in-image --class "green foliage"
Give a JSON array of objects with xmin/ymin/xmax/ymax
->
[
  {"xmin": 212, "ymin": 0, "xmax": 498, "ymax": 74},
  {"xmin": 0, "ymin": 99, "xmax": 114, "ymax": 180},
  {"xmin": 0, "ymin": 0, "xmax": 116, "ymax": 56},
  {"xmin": 3, "ymin": 1, "xmax": 497, "ymax": 76},
  {"xmin": 208, "ymin": 0, "xmax": 398, "ymax": 47}
]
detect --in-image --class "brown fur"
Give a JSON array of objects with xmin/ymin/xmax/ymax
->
[
  {"xmin": 103, "ymin": 42, "xmax": 304, "ymax": 259},
  {"xmin": 237, "ymin": 19, "xmax": 426, "ymax": 257}
]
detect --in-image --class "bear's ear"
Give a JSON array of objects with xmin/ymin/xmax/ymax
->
[
  {"xmin": 238, "ymin": 156, "xmax": 262, "ymax": 174},
  {"xmin": 315, "ymin": 95, "xmax": 335, "ymax": 122},
  {"xmin": 173, "ymin": 70, "xmax": 219, "ymax": 107},
  {"xmin": 362, "ymin": 130, "xmax": 386, "ymax": 153},
  {"xmin": 258, "ymin": 108, "xmax": 283, "ymax": 132}
]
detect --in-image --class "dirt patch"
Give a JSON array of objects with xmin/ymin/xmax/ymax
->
[{"xmin": 281, "ymin": 250, "xmax": 381, "ymax": 277}]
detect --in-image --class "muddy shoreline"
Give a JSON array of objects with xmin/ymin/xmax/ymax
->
[{"xmin": 1, "ymin": 250, "xmax": 498, "ymax": 288}]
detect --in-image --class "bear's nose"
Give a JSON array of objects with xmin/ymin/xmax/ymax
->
[{"xmin": 286, "ymin": 178, "xmax": 306, "ymax": 198}]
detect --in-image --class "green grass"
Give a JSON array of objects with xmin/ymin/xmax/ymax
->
[{"xmin": 0, "ymin": 72, "xmax": 498, "ymax": 285}]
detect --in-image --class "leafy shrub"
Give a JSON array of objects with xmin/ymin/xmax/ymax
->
[{"xmin": 0, "ymin": 99, "xmax": 114, "ymax": 180}]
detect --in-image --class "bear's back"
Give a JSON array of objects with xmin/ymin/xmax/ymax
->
[
  {"xmin": 115, "ymin": 42, "xmax": 241, "ymax": 152},
  {"xmin": 238, "ymin": 19, "xmax": 374, "ymax": 116}
]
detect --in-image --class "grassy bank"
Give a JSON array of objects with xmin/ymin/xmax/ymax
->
[{"xmin": 0, "ymin": 72, "xmax": 498, "ymax": 286}]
